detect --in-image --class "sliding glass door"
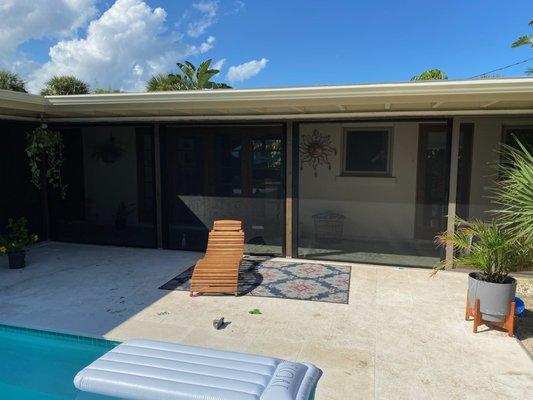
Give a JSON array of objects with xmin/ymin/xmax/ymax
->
[
  {"xmin": 49, "ymin": 125, "xmax": 157, "ymax": 247},
  {"xmin": 162, "ymin": 124, "xmax": 284, "ymax": 255}
]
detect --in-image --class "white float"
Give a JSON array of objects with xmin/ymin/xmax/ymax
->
[{"xmin": 74, "ymin": 339, "xmax": 322, "ymax": 400}]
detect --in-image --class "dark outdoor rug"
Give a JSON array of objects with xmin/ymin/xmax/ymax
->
[{"xmin": 159, "ymin": 256, "xmax": 351, "ymax": 304}]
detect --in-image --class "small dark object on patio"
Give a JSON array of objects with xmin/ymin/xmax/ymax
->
[
  {"xmin": 213, "ymin": 317, "xmax": 225, "ymax": 330},
  {"xmin": 248, "ymin": 309, "xmax": 262, "ymax": 315}
]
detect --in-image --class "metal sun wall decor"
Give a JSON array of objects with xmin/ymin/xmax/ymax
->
[{"xmin": 300, "ymin": 129, "xmax": 337, "ymax": 177}]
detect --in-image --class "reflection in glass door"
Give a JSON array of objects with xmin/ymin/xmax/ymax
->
[
  {"xmin": 414, "ymin": 124, "xmax": 451, "ymax": 240},
  {"xmin": 162, "ymin": 125, "xmax": 284, "ymax": 255}
]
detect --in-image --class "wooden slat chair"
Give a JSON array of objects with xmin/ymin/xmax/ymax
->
[{"xmin": 190, "ymin": 220, "xmax": 244, "ymax": 296}]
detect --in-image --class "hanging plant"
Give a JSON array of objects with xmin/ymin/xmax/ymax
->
[{"xmin": 26, "ymin": 127, "xmax": 67, "ymax": 199}]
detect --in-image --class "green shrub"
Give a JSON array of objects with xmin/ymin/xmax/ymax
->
[
  {"xmin": 434, "ymin": 219, "xmax": 531, "ymax": 283},
  {"xmin": 41, "ymin": 76, "xmax": 90, "ymax": 95},
  {"xmin": 490, "ymin": 139, "xmax": 533, "ymax": 246},
  {"xmin": 0, "ymin": 218, "xmax": 38, "ymax": 253},
  {"xmin": 0, "ymin": 70, "xmax": 27, "ymax": 92}
]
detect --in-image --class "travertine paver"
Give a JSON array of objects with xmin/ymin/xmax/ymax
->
[{"xmin": 0, "ymin": 242, "xmax": 531, "ymax": 399}]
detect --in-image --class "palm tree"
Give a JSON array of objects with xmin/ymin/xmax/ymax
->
[
  {"xmin": 411, "ymin": 69, "xmax": 448, "ymax": 81},
  {"xmin": 147, "ymin": 59, "xmax": 230, "ymax": 91},
  {"xmin": 40, "ymin": 76, "xmax": 90, "ymax": 95},
  {"xmin": 146, "ymin": 74, "xmax": 185, "ymax": 91},
  {"xmin": 511, "ymin": 20, "xmax": 533, "ymax": 75},
  {"xmin": 0, "ymin": 70, "xmax": 27, "ymax": 92}
]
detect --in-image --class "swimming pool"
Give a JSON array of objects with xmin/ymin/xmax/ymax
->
[{"xmin": 0, "ymin": 324, "xmax": 122, "ymax": 399}]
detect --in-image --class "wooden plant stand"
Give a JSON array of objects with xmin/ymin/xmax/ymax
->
[{"xmin": 465, "ymin": 297, "xmax": 516, "ymax": 337}]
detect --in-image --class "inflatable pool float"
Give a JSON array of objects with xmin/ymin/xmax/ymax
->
[{"xmin": 74, "ymin": 339, "xmax": 322, "ymax": 400}]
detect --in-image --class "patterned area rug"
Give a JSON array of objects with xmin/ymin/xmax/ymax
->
[{"xmin": 159, "ymin": 257, "xmax": 351, "ymax": 304}]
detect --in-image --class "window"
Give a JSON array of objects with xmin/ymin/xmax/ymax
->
[
  {"xmin": 503, "ymin": 126, "xmax": 533, "ymax": 153},
  {"xmin": 343, "ymin": 128, "xmax": 391, "ymax": 175}
]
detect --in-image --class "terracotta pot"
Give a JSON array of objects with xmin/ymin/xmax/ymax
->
[{"xmin": 467, "ymin": 272, "xmax": 516, "ymax": 322}]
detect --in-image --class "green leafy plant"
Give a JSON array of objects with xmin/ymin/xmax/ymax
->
[
  {"xmin": 147, "ymin": 59, "xmax": 231, "ymax": 91},
  {"xmin": 433, "ymin": 138, "xmax": 533, "ymax": 282},
  {"xmin": 0, "ymin": 218, "xmax": 38, "ymax": 253},
  {"xmin": 146, "ymin": 74, "xmax": 185, "ymax": 91},
  {"xmin": 0, "ymin": 70, "xmax": 27, "ymax": 92},
  {"xmin": 26, "ymin": 127, "xmax": 66, "ymax": 199},
  {"xmin": 40, "ymin": 75, "xmax": 90, "ymax": 95},
  {"xmin": 490, "ymin": 139, "xmax": 533, "ymax": 246},
  {"xmin": 248, "ymin": 308, "xmax": 262, "ymax": 315},
  {"xmin": 433, "ymin": 219, "xmax": 531, "ymax": 283},
  {"xmin": 411, "ymin": 69, "xmax": 448, "ymax": 81}
]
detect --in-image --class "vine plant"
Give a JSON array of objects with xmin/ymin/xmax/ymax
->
[{"xmin": 26, "ymin": 127, "xmax": 67, "ymax": 199}]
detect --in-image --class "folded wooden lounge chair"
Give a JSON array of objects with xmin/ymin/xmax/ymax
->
[{"xmin": 190, "ymin": 220, "xmax": 244, "ymax": 296}]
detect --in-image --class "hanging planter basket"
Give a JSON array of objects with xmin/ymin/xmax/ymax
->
[{"xmin": 92, "ymin": 135, "xmax": 125, "ymax": 164}]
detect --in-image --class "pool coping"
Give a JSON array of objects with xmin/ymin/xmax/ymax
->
[{"xmin": 0, "ymin": 323, "xmax": 120, "ymax": 349}]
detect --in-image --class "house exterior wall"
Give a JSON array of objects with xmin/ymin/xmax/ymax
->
[
  {"xmin": 298, "ymin": 117, "xmax": 533, "ymax": 247},
  {"xmin": 298, "ymin": 121, "xmax": 421, "ymax": 241},
  {"xmin": 3, "ymin": 113, "xmax": 530, "ymax": 265}
]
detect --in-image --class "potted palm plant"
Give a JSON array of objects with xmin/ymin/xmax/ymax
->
[
  {"xmin": 434, "ymin": 219, "xmax": 530, "ymax": 322},
  {"xmin": 0, "ymin": 218, "xmax": 38, "ymax": 269},
  {"xmin": 434, "ymin": 138, "xmax": 533, "ymax": 324}
]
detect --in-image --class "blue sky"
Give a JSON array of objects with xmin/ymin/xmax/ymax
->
[{"xmin": 1, "ymin": 0, "xmax": 532, "ymax": 92}]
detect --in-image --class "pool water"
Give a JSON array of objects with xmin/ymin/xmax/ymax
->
[{"xmin": 0, "ymin": 324, "xmax": 122, "ymax": 399}]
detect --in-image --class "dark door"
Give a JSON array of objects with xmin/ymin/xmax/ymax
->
[{"xmin": 415, "ymin": 123, "xmax": 451, "ymax": 240}]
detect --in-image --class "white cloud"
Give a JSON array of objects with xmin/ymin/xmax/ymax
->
[
  {"xmin": 0, "ymin": 0, "xmax": 98, "ymax": 54},
  {"xmin": 226, "ymin": 58, "xmax": 268, "ymax": 83},
  {"xmin": 187, "ymin": 1, "xmax": 218, "ymax": 38},
  {"xmin": 27, "ymin": 0, "xmax": 216, "ymax": 93},
  {"xmin": 228, "ymin": 0, "xmax": 245, "ymax": 15},
  {"xmin": 212, "ymin": 58, "xmax": 226, "ymax": 71}
]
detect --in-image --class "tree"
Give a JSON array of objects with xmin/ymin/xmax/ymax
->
[
  {"xmin": 511, "ymin": 19, "xmax": 533, "ymax": 75},
  {"xmin": 40, "ymin": 76, "xmax": 90, "ymax": 95},
  {"xmin": 411, "ymin": 69, "xmax": 448, "ymax": 81},
  {"xmin": 147, "ymin": 59, "xmax": 230, "ymax": 91},
  {"xmin": 93, "ymin": 88, "xmax": 122, "ymax": 94},
  {"xmin": 146, "ymin": 74, "xmax": 185, "ymax": 91},
  {"xmin": 0, "ymin": 70, "xmax": 27, "ymax": 92}
]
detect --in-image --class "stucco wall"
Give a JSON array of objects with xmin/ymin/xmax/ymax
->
[
  {"xmin": 82, "ymin": 126, "xmax": 139, "ymax": 225},
  {"xmin": 461, "ymin": 117, "xmax": 533, "ymax": 221},
  {"xmin": 298, "ymin": 121, "xmax": 420, "ymax": 241}
]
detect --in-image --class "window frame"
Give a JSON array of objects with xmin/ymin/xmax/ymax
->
[
  {"xmin": 341, "ymin": 127, "xmax": 393, "ymax": 177},
  {"xmin": 501, "ymin": 125, "xmax": 533, "ymax": 147}
]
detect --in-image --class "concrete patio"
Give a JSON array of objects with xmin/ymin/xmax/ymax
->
[{"xmin": 0, "ymin": 242, "xmax": 531, "ymax": 399}]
